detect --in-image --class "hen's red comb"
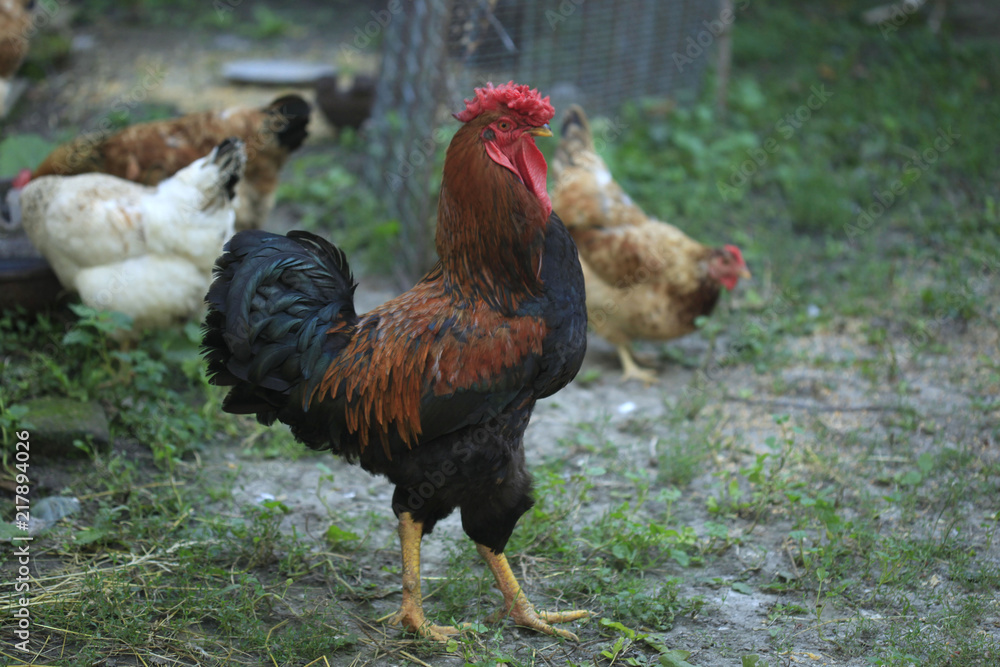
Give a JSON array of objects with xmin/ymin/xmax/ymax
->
[
  {"xmin": 723, "ymin": 244, "xmax": 745, "ymax": 266},
  {"xmin": 12, "ymin": 169, "xmax": 31, "ymax": 189},
  {"xmin": 453, "ymin": 81, "xmax": 553, "ymax": 126}
]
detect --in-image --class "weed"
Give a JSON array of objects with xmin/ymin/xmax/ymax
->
[
  {"xmin": 0, "ymin": 306, "xmax": 263, "ymax": 466},
  {"xmin": 604, "ymin": 580, "xmax": 692, "ymax": 632},
  {"xmin": 655, "ymin": 422, "xmax": 720, "ymax": 487},
  {"xmin": 707, "ymin": 415, "xmax": 802, "ymax": 528},
  {"xmin": 276, "ymin": 155, "xmax": 398, "ymax": 272}
]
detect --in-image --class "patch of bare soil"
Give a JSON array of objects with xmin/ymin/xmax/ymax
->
[{"xmin": 203, "ymin": 275, "xmax": 999, "ymax": 666}]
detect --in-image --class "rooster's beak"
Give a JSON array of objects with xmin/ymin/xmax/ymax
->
[
  {"xmin": 528, "ymin": 124, "xmax": 553, "ymax": 138},
  {"xmin": 738, "ymin": 268, "xmax": 752, "ymax": 280}
]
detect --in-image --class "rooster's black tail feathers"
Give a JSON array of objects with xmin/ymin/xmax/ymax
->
[{"xmin": 202, "ymin": 229, "xmax": 357, "ymax": 423}]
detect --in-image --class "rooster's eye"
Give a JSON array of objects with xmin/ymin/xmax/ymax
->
[{"xmin": 496, "ymin": 120, "xmax": 512, "ymax": 131}]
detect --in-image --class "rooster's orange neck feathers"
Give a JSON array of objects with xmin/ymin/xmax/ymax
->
[
  {"xmin": 435, "ymin": 83, "xmax": 555, "ymax": 311},
  {"xmin": 437, "ymin": 122, "xmax": 548, "ymax": 310}
]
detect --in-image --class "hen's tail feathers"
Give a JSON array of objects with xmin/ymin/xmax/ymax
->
[
  {"xmin": 267, "ymin": 95, "xmax": 312, "ymax": 152},
  {"xmin": 555, "ymin": 104, "xmax": 595, "ymax": 169},
  {"xmin": 210, "ymin": 137, "xmax": 247, "ymax": 201},
  {"xmin": 202, "ymin": 230, "xmax": 357, "ymax": 424}
]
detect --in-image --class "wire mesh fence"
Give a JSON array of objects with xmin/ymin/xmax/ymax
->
[{"xmin": 368, "ymin": 0, "xmax": 723, "ymax": 283}]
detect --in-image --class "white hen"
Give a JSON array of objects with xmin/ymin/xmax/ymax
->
[{"xmin": 21, "ymin": 138, "xmax": 246, "ymax": 335}]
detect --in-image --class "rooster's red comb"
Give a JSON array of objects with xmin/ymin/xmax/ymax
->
[{"xmin": 453, "ymin": 81, "xmax": 554, "ymax": 126}]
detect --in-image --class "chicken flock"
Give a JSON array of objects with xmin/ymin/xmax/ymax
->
[
  {"xmin": 2, "ymin": 9, "xmax": 752, "ymax": 645},
  {"xmin": 31, "ymin": 94, "xmax": 311, "ymax": 232},
  {"xmin": 22, "ymin": 138, "xmax": 246, "ymax": 335}
]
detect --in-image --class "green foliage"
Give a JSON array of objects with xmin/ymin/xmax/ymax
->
[
  {"xmin": 0, "ymin": 305, "xmax": 234, "ymax": 464},
  {"xmin": 655, "ymin": 423, "xmax": 720, "ymax": 487},
  {"xmin": 324, "ymin": 523, "xmax": 360, "ymax": 549},
  {"xmin": 604, "ymin": 581, "xmax": 687, "ymax": 632},
  {"xmin": 707, "ymin": 415, "xmax": 803, "ymax": 527},
  {"xmin": 588, "ymin": 499, "xmax": 702, "ymax": 571},
  {"xmin": 72, "ymin": 0, "xmax": 299, "ymax": 35},
  {"xmin": 594, "ymin": 3, "xmax": 1000, "ymax": 324},
  {"xmin": 276, "ymin": 155, "xmax": 399, "ymax": 271},
  {"xmin": 0, "ymin": 134, "xmax": 58, "ymax": 177},
  {"xmin": 242, "ymin": 5, "xmax": 296, "ymax": 39}
]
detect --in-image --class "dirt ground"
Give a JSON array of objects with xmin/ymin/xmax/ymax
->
[
  {"xmin": 210, "ymin": 278, "xmax": 998, "ymax": 666},
  {"xmin": 4, "ymin": 10, "xmax": 999, "ymax": 667}
]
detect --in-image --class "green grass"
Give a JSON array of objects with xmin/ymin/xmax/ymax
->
[
  {"xmin": 275, "ymin": 152, "xmax": 399, "ymax": 272},
  {"xmin": 71, "ymin": 0, "xmax": 301, "ymax": 37},
  {"xmin": 2, "ymin": 1, "xmax": 1000, "ymax": 664}
]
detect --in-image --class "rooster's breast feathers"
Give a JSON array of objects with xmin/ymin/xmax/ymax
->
[
  {"xmin": 313, "ymin": 267, "xmax": 553, "ymax": 454},
  {"xmin": 282, "ymin": 214, "xmax": 583, "ymax": 461}
]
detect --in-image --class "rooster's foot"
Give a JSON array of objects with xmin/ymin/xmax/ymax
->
[
  {"xmin": 477, "ymin": 544, "xmax": 590, "ymax": 641},
  {"xmin": 486, "ymin": 600, "xmax": 591, "ymax": 641},
  {"xmin": 387, "ymin": 602, "xmax": 465, "ymax": 642}
]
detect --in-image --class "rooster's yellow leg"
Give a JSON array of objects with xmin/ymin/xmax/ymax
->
[
  {"xmin": 476, "ymin": 544, "xmax": 590, "ymax": 641},
  {"xmin": 387, "ymin": 513, "xmax": 463, "ymax": 641},
  {"xmin": 617, "ymin": 344, "xmax": 658, "ymax": 385}
]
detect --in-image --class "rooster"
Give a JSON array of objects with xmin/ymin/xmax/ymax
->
[
  {"xmin": 31, "ymin": 94, "xmax": 310, "ymax": 231},
  {"xmin": 0, "ymin": 0, "xmax": 33, "ymax": 114},
  {"xmin": 21, "ymin": 138, "xmax": 245, "ymax": 336},
  {"xmin": 203, "ymin": 83, "xmax": 590, "ymax": 641},
  {"xmin": 551, "ymin": 105, "xmax": 750, "ymax": 384}
]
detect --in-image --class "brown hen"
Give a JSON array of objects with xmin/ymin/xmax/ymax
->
[
  {"xmin": 32, "ymin": 94, "xmax": 310, "ymax": 231},
  {"xmin": 551, "ymin": 104, "xmax": 750, "ymax": 384}
]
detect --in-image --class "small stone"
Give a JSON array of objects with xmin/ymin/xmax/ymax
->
[
  {"xmin": 71, "ymin": 34, "xmax": 96, "ymax": 52},
  {"xmin": 27, "ymin": 496, "xmax": 81, "ymax": 534},
  {"xmin": 20, "ymin": 397, "xmax": 111, "ymax": 458}
]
